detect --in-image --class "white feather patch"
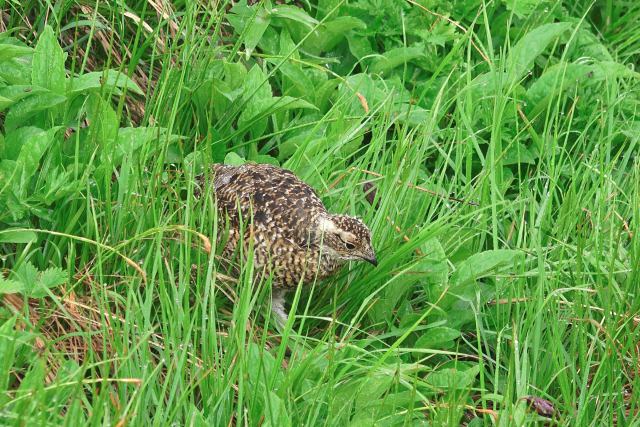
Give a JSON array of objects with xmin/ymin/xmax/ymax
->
[{"xmin": 317, "ymin": 217, "xmax": 338, "ymax": 234}]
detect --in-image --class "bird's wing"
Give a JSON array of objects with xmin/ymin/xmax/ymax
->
[{"xmin": 211, "ymin": 164, "xmax": 327, "ymax": 249}]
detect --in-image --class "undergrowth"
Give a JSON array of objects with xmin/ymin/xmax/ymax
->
[{"xmin": 0, "ymin": 0, "xmax": 639, "ymax": 425}]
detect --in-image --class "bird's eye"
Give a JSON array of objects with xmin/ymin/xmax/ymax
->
[{"xmin": 344, "ymin": 242, "xmax": 355, "ymax": 250}]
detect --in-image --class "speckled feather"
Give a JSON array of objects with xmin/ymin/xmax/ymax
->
[{"xmin": 198, "ymin": 163, "xmax": 345, "ymax": 288}]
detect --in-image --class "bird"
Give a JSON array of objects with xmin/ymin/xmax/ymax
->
[{"xmin": 196, "ymin": 163, "xmax": 377, "ymax": 324}]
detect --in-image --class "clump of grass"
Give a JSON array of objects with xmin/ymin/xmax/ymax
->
[{"xmin": 0, "ymin": 0, "xmax": 639, "ymax": 425}]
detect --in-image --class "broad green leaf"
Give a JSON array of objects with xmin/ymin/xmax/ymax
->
[
  {"xmin": 338, "ymin": 73, "xmax": 386, "ymax": 114},
  {"xmin": 224, "ymin": 152, "xmax": 246, "ymax": 166},
  {"xmin": 70, "ymin": 70, "xmax": 144, "ymax": 95},
  {"xmin": 0, "ymin": 55, "xmax": 31, "ymax": 85},
  {"xmin": 418, "ymin": 239, "xmax": 448, "ymax": 286},
  {"xmin": 415, "ymin": 18, "xmax": 457, "ymax": 47},
  {"xmin": 451, "ymin": 249, "xmax": 522, "ymax": 287},
  {"xmin": 16, "ymin": 127, "xmax": 59, "ymax": 184},
  {"xmin": 0, "ymin": 44, "xmax": 33, "ymax": 63},
  {"xmin": 4, "ymin": 127, "xmax": 58, "ymax": 188},
  {"xmin": 244, "ymin": 64, "xmax": 273, "ymax": 104},
  {"xmin": 370, "ymin": 45, "xmax": 425, "ymax": 75},
  {"xmin": 278, "ymin": 132, "xmax": 325, "ymax": 160},
  {"xmin": 278, "ymin": 28, "xmax": 299, "ymax": 59},
  {"xmin": 274, "ymin": 61, "xmax": 312, "ymax": 99},
  {"xmin": 238, "ymin": 96, "xmax": 317, "ymax": 138},
  {"xmin": 110, "ymin": 127, "xmax": 160, "ymax": 162},
  {"xmin": 569, "ymin": 28, "xmax": 613, "ymax": 62},
  {"xmin": 415, "ymin": 326, "xmax": 461, "ymax": 349},
  {"xmin": 224, "ymin": 61, "xmax": 248, "ymax": 91},
  {"xmin": 262, "ymin": 391, "xmax": 290, "ymax": 427},
  {"xmin": 255, "ymin": 154, "xmax": 279, "ymax": 166},
  {"xmin": 0, "ymin": 278, "xmax": 24, "ymax": 294},
  {"xmin": 426, "ymin": 365, "xmax": 480, "ymax": 390},
  {"xmin": 317, "ymin": 0, "xmax": 344, "ymax": 17},
  {"xmin": 4, "ymin": 92, "xmax": 66, "ymax": 131},
  {"xmin": 0, "ymin": 159, "xmax": 18, "ymax": 191},
  {"xmin": 8, "ymin": 262, "xmax": 66, "ymax": 298},
  {"xmin": 86, "ymin": 94, "xmax": 119, "ymax": 148},
  {"xmin": 394, "ymin": 104, "xmax": 429, "ymax": 126},
  {"xmin": 526, "ymin": 61, "xmax": 640, "ymax": 115},
  {"xmin": 271, "ymin": 5, "xmax": 318, "ymax": 29},
  {"xmin": 354, "ymin": 375, "xmax": 392, "ymax": 410},
  {"xmin": 228, "ymin": 2, "xmax": 272, "ymax": 57},
  {"xmin": 304, "ymin": 17, "xmax": 366, "ymax": 53},
  {"xmin": 238, "ymin": 65, "xmax": 273, "ymax": 137},
  {"xmin": 506, "ymin": 22, "xmax": 572, "ymax": 83},
  {"xmin": 32, "ymin": 25, "xmax": 67, "ymax": 94},
  {"xmin": 503, "ymin": 0, "xmax": 544, "ymax": 18},
  {"xmin": 0, "ymin": 85, "xmax": 47, "ymax": 112},
  {"xmin": 0, "ymin": 229, "xmax": 37, "ymax": 243},
  {"xmin": 346, "ymin": 34, "xmax": 373, "ymax": 60},
  {"xmin": 0, "ymin": 317, "xmax": 19, "ymax": 392},
  {"xmin": 503, "ymin": 142, "xmax": 537, "ymax": 165},
  {"xmin": 40, "ymin": 167, "xmax": 85, "ymax": 205},
  {"xmin": 184, "ymin": 150, "xmax": 207, "ymax": 180}
]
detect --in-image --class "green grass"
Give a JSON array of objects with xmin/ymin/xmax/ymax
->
[{"xmin": 0, "ymin": 0, "xmax": 639, "ymax": 425}]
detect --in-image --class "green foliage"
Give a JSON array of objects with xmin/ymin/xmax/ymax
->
[{"xmin": 0, "ymin": 0, "xmax": 639, "ymax": 425}]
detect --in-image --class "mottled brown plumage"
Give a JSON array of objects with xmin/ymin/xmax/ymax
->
[{"xmin": 197, "ymin": 163, "xmax": 377, "ymax": 323}]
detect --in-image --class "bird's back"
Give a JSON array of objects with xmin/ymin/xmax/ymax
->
[{"xmin": 208, "ymin": 164, "xmax": 330, "ymax": 273}]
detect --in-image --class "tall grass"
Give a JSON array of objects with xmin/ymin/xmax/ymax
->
[{"xmin": 0, "ymin": 0, "xmax": 639, "ymax": 425}]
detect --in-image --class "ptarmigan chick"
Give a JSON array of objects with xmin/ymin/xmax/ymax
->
[{"xmin": 198, "ymin": 163, "xmax": 377, "ymax": 324}]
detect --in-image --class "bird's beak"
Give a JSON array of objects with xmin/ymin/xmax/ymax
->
[{"xmin": 364, "ymin": 254, "xmax": 378, "ymax": 267}]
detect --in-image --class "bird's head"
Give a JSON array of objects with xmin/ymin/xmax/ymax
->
[{"xmin": 316, "ymin": 215, "xmax": 377, "ymax": 266}]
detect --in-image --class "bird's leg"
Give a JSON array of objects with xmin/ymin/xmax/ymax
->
[{"xmin": 271, "ymin": 288, "xmax": 289, "ymax": 328}]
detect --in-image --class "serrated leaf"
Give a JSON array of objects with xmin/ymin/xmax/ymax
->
[
  {"xmin": 32, "ymin": 267, "xmax": 66, "ymax": 297},
  {"xmin": 0, "ymin": 278, "xmax": 24, "ymax": 294},
  {"xmin": 14, "ymin": 262, "xmax": 38, "ymax": 294},
  {"xmin": 32, "ymin": 26, "xmax": 67, "ymax": 94},
  {"xmin": 70, "ymin": 70, "xmax": 144, "ymax": 95},
  {"xmin": 0, "ymin": 229, "xmax": 37, "ymax": 244}
]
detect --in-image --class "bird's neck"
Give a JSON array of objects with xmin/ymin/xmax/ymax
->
[{"xmin": 317, "ymin": 252, "xmax": 345, "ymax": 278}]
